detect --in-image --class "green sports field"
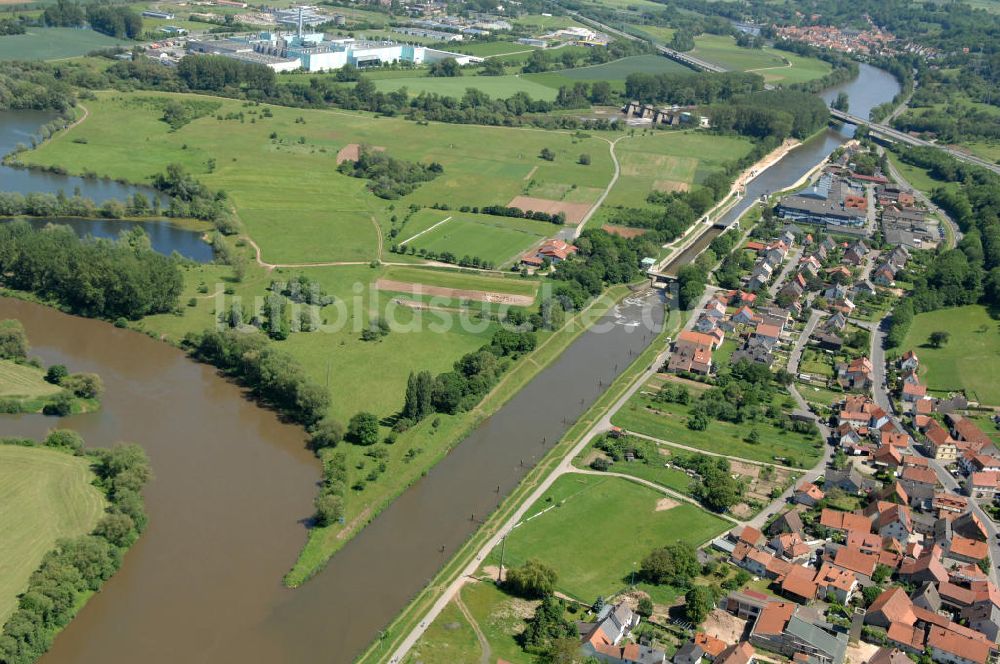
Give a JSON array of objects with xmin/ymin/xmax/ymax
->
[
  {"xmin": 379, "ymin": 265, "xmax": 541, "ymax": 298},
  {"xmin": 0, "ymin": 28, "xmax": 129, "ymax": 61},
  {"xmin": 400, "ymin": 210, "xmax": 557, "ymax": 267},
  {"xmin": 0, "ymin": 445, "xmax": 106, "ymax": 623},
  {"xmin": 484, "ymin": 473, "xmax": 729, "ymax": 602},
  {"xmin": 901, "ymin": 304, "xmax": 1000, "ymax": 405}
]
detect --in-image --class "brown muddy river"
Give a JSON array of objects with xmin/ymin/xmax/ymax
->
[{"xmin": 1, "ymin": 293, "xmax": 663, "ymax": 664}]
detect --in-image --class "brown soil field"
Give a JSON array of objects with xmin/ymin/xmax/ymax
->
[
  {"xmin": 602, "ymin": 224, "xmax": 647, "ymax": 239},
  {"xmin": 375, "ymin": 278, "xmax": 536, "ymax": 306},
  {"xmin": 335, "ymin": 143, "xmax": 385, "ymax": 165},
  {"xmin": 507, "ymin": 196, "xmax": 591, "ymax": 225}
]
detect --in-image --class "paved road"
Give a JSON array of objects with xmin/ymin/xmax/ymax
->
[
  {"xmin": 866, "ymin": 314, "xmax": 1000, "ymax": 582},
  {"xmin": 746, "ymin": 309, "xmax": 835, "ymax": 530},
  {"xmin": 767, "ymin": 246, "xmax": 803, "ymax": 298},
  {"xmin": 832, "ymin": 109, "xmax": 1000, "ymax": 176}
]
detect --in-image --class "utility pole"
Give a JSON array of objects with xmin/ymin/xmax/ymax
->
[{"xmin": 497, "ymin": 533, "xmax": 507, "ymax": 583}]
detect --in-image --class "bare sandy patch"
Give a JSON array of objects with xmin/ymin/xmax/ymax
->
[
  {"xmin": 846, "ymin": 641, "xmax": 880, "ymax": 663},
  {"xmin": 375, "ymin": 278, "xmax": 536, "ymax": 306},
  {"xmin": 702, "ymin": 608, "xmax": 746, "ymax": 645},
  {"xmin": 653, "ymin": 179, "xmax": 690, "ymax": 193},
  {"xmin": 655, "ymin": 497, "xmax": 680, "ymax": 512},
  {"xmin": 730, "ymin": 460, "xmax": 761, "ymax": 480},
  {"xmin": 507, "ymin": 195, "xmax": 591, "ymax": 226},
  {"xmin": 335, "ymin": 143, "xmax": 385, "ymax": 165},
  {"xmin": 602, "ymin": 224, "xmax": 647, "ymax": 239}
]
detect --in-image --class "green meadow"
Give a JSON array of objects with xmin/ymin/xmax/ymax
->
[
  {"xmin": 597, "ymin": 130, "xmax": 753, "ymax": 222},
  {"xmin": 372, "ymin": 73, "xmax": 561, "ymax": 100},
  {"xmin": 0, "ymin": 28, "xmax": 129, "ymax": 61},
  {"xmin": 611, "ymin": 378, "xmax": 823, "ymax": 467},
  {"xmin": 685, "ymin": 35, "xmax": 831, "ymax": 85},
  {"xmin": 399, "ymin": 210, "xmax": 557, "ymax": 267},
  {"xmin": 484, "ymin": 473, "xmax": 729, "ymax": 602},
  {"xmin": 21, "ymin": 91, "xmax": 615, "ymax": 265},
  {"xmin": 901, "ymin": 304, "xmax": 1000, "ymax": 405},
  {"xmin": 0, "ymin": 445, "xmax": 106, "ymax": 623}
]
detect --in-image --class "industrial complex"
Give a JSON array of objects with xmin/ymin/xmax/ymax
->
[{"xmin": 186, "ymin": 9, "xmax": 482, "ymax": 72}]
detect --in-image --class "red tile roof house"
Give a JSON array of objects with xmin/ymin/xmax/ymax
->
[
  {"xmin": 778, "ymin": 564, "xmax": 818, "ymax": 603},
  {"xmin": 900, "ymin": 350, "xmax": 919, "ymax": 372},
  {"xmin": 837, "ymin": 356, "xmax": 874, "ymax": 391},
  {"xmin": 735, "ymin": 525, "xmax": 767, "ymax": 548},
  {"xmin": 865, "ymin": 586, "xmax": 993, "ymax": 664},
  {"xmin": 898, "ymin": 545, "xmax": 949, "ymax": 586},
  {"xmin": 927, "ymin": 624, "xmax": 991, "ymax": 664},
  {"xmin": 819, "ymin": 508, "xmax": 872, "ymax": 534},
  {"xmin": 793, "ymin": 482, "xmax": 825, "ymax": 506},
  {"xmin": 534, "ymin": 239, "xmax": 576, "ymax": 263},
  {"xmin": 667, "ymin": 330, "xmax": 719, "ymax": 375},
  {"xmin": 946, "ymin": 535, "xmax": 990, "ymax": 565},
  {"xmin": 715, "ymin": 641, "xmax": 756, "ymax": 664},
  {"xmin": 902, "ymin": 381, "xmax": 927, "ymax": 403},
  {"xmin": 967, "ymin": 471, "xmax": 1000, "ymax": 499},
  {"xmin": 948, "ymin": 414, "xmax": 994, "ymax": 450},
  {"xmin": 901, "ymin": 465, "xmax": 938, "ymax": 488},
  {"xmin": 814, "ymin": 562, "xmax": 859, "ymax": 603},
  {"xmin": 875, "ymin": 504, "xmax": 913, "ymax": 545}
]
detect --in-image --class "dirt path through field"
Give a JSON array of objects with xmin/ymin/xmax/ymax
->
[
  {"xmin": 454, "ymin": 592, "xmax": 490, "ymax": 664},
  {"xmin": 375, "ymin": 278, "xmax": 535, "ymax": 306}
]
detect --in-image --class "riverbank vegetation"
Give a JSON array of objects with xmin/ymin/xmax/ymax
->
[
  {"xmin": 0, "ymin": 318, "xmax": 102, "ymax": 414},
  {"xmin": 0, "ymin": 433, "xmax": 150, "ymax": 664},
  {"xmin": 0, "ymin": 221, "xmax": 183, "ymax": 320}
]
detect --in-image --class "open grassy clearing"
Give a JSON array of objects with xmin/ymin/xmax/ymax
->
[
  {"xmin": 901, "ymin": 304, "xmax": 1000, "ymax": 405},
  {"xmin": 21, "ymin": 90, "xmax": 615, "ymax": 265},
  {"xmin": 0, "ymin": 445, "xmax": 106, "ymax": 623},
  {"xmin": 401, "ymin": 211, "xmax": 557, "ymax": 267},
  {"xmin": 626, "ymin": 24, "xmax": 676, "ymax": 43},
  {"xmin": 0, "ymin": 359, "xmax": 61, "ymax": 399},
  {"xmin": 448, "ymin": 40, "xmax": 541, "ymax": 57},
  {"xmin": 691, "ymin": 34, "xmax": 787, "ymax": 71},
  {"xmin": 379, "ymin": 265, "xmax": 540, "ymax": 298},
  {"xmin": 683, "ymin": 35, "xmax": 831, "ymax": 85},
  {"xmin": 371, "ymin": 73, "xmax": 560, "ymax": 100},
  {"xmin": 404, "ymin": 580, "xmax": 538, "ymax": 664},
  {"xmin": 483, "ymin": 473, "xmax": 729, "ymax": 602},
  {"xmin": 400, "ymin": 598, "xmax": 481, "ymax": 664},
  {"xmin": 610, "ymin": 377, "xmax": 823, "ymax": 467},
  {"xmin": 526, "ymin": 54, "xmax": 690, "ymax": 87},
  {"xmin": 602, "ymin": 130, "xmax": 753, "ymax": 210},
  {"xmin": 0, "ymin": 27, "xmax": 128, "ymax": 60},
  {"xmin": 511, "ymin": 13, "xmax": 587, "ymax": 30}
]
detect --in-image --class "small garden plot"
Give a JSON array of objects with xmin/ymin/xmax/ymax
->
[{"xmin": 402, "ymin": 212, "xmax": 557, "ymax": 268}]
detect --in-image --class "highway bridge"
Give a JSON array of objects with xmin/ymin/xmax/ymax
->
[
  {"xmin": 569, "ymin": 12, "xmax": 726, "ymax": 73},
  {"xmin": 831, "ymin": 108, "xmax": 1000, "ymax": 176}
]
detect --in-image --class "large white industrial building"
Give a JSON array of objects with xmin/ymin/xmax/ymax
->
[{"xmin": 187, "ymin": 29, "xmax": 481, "ymax": 73}]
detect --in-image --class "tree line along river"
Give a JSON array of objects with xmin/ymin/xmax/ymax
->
[{"xmin": 0, "ymin": 62, "xmax": 898, "ymax": 664}]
